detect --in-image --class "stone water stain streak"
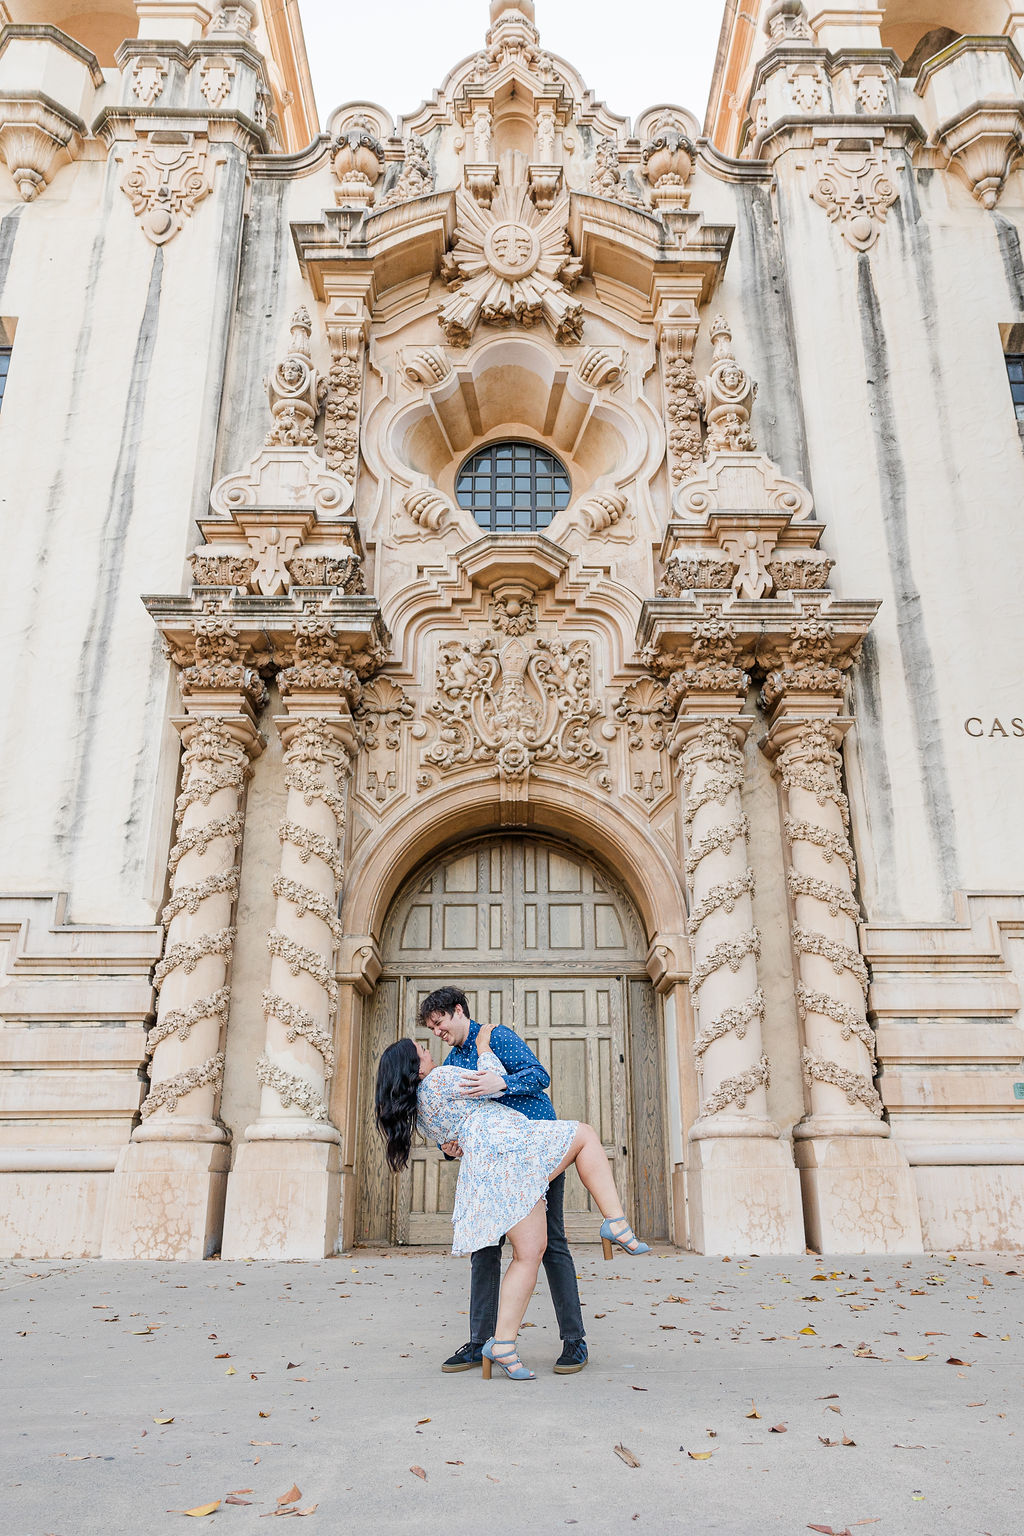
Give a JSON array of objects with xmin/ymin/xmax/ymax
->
[
  {"xmin": 846, "ymin": 633, "xmax": 899, "ymax": 918},
  {"xmin": 855, "ymin": 255, "xmax": 959, "ymax": 900},
  {"xmin": 59, "ymin": 247, "xmax": 164, "ymax": 853},
  {"xmin": 734, "ymin": 184, "xmax": 812, "ymax": 494},
  {"xmin": 0, "ymin": 204, "xmax": 24, "ymax": 301},
  {"xmin": 991, "ymin": 212, "xmax": 1024, "ymax": 312},
  {"xmin": 215, "ymin": 177, "xmax": 289, "ymax": 478},
  {"xmin": 124, "ymin": 157, "xmax": 252, "ymax": 881}
]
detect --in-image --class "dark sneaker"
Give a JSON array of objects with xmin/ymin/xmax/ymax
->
[
  {"xmin": 441, "ymin": 1341, "xmax": 483, "ymax": 1373},
  {"xmin": 553, "ymin": 1339, "xmax": 588, "ymax": 1374}
]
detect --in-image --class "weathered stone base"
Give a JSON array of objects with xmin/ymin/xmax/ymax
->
[
  {"xmin": 913, "ymin": 1165, "xmax": 1024, "ymax": 1250},
  {"xmin": 221, "ymin": 1140, "xmax": 341, "ymax": 1259},
  {"xmin": 0, "ymin": 1171, "xmax": 110, "ymax": 1257},
  {"xmin": 685, "ymin": 1137, "xmax": 805, "ymax": 1254},
  {"xmin": 101, "ymin": 1141, "xmax": 230, "ymax": 1260},
  {"xmin": 795, "ymin": 1135, "xmax": 924, "ymax": 1253}
]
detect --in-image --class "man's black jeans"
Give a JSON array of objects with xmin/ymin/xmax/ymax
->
[{"xmin": 468, "ymin": 1172, "xmax": 586, "ymax": 1345}]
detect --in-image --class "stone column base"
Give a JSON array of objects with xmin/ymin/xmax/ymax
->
[
  {"xmin": 685, "ymin": 1137, "xmax": 805, "ymax": 1254},
  {"xmin": 221, "ymin": 1140, "xmax": 341, "ymax": 1259},
  {"xmin": 101, "ymin": 1140, "xmax": 230, "ymax": 1260},
  {"xmin": 794, "ymin": 1135, "xmax": 924, "ymax": 1253}
]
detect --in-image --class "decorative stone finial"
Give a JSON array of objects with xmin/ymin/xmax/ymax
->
[
  {"xmin": 698, "ymin": 317, "xmax": 757, "ymax": 454},
  {"xmin": 265, "ymin": 308, "xmax": 327, "ymax": 449},
  {"xmin": 491, "ymin": 0, "xmax": 535, "ymax": 21},
  {"xmin": 764, "ymin": 0, "xmax": 812, "ymax": 43}
]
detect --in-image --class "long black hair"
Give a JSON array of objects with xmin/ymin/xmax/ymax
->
[{"xmin": 375, "ymin": 1038, "xmax": 421, "ymax": 1171}]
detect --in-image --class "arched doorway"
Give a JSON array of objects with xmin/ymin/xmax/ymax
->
[{"xmin": 355, "ymin": 835, "xmax": 670, "ymax": 1246}]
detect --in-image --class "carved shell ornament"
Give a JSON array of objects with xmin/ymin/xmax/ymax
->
[{"xmin": 439, "ymin": 160, "xmax": 583, "ymax": 346}]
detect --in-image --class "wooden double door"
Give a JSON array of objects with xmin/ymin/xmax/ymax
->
[{"xmin": 357, "ymin": 837, "xmax": 669, "ymax": 1246}]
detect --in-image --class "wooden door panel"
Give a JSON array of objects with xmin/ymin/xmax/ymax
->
[{"xmin": 361, "ymin": 836, "xmax": 660, "ymax": 1247}]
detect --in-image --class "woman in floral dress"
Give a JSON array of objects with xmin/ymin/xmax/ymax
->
[{"xmin": 375, "ymin": 1021, "xmax": 647, "ymax": 1380}]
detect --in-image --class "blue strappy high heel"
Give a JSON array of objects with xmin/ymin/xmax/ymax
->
[
  {"xmin": 600, "ymin": 1216, "xmax": 650, "ymax": 1259},
  {"xmin": 481, "ymin": 1337, "xmax": 536, "ymax": 1381}
]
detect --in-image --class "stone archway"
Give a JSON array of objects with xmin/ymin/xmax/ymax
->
[{"xmin": 355, "ymin": 834, "xmax": 670, "ymax": 1247}]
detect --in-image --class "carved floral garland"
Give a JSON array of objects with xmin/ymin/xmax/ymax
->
[
  {"xmin": 161, "ymin": 870, "xmax": 240, "ymax": 924},
  {"xmin": 688, "ymin": 870, "xmax": 757, "ymax": 936},
  {"xmin": 266, "ymin": 930, "xmax": 340, "ymax": 1007},
  {"xmin": 802, "ymin": 1048, "xmax": 883, "ymax": 1116},
  {"xmin": 147, "ymin": 987, "xmax": 231, "ymax": 1050},
  {"xmin": 140, "ymin": 1052, "xmax": 225, "ymax": 1116},
  {"xmin": 693, "ymin": 988, "xmax": 765, "ymax": 1058},
  {"xmin": 154, "ymin": 926, "xmax": 237, "ymax": 986},
  {"xmin": 702, "ymin": 1054, "xmax": 770, "ymax": 1116},
  {"xmin": 255, "ymin": 1056, "xmax": 328, "ymax": 1121},
  {"xmin": 261, "ymin": 991, "xmax": 335, "ymax": 1076}
]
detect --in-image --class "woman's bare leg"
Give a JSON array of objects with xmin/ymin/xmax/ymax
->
[
  {"xmin": 493, "ymin": 1201, "xmax": 547, "ymax": 1347},
  {"xmin": 550, "ymin": 1124, "xmax": 625, "ymax": 1221}
]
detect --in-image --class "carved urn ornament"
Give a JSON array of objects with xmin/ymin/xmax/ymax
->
[
  {"xmin": 331, "ymin": 115, "xmax": 384, "ymax": 208},
  {"xmin": 641, "ymin": 111, "xmax": 696, "ymax": 208}
]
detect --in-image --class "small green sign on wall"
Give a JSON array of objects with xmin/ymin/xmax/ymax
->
[{"xmin": 1014, "ymin": 1083, "xmax": 1024, "ymax": 1101}]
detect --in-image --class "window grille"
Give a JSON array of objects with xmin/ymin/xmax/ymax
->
[
  {"xmin": 1006, "ymin": 354, "xmax": 1024, "ymax": 423},
  {"xmin": 455, "ymin": 440, "xmax": 572, "ymax": 532}
]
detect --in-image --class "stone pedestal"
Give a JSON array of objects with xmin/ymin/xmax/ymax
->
[
  {"xmin": 794, "ymin": 1133, "xmax": 923, "ymax": 1253},
  {"xmin": 101, "ymin": 1139, "xmax": 230, "ymax": 1260},
  {"xmin": 221, "ymin": 1140, "xmax": 341, "ymax": 1259},
  {"xmin": 686, "ymin": 1135, "xmax": 805, "ymax": 1254}
]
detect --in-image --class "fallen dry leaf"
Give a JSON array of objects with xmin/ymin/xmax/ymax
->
[
  {"xmin": 799, "ymin": 1326, "xmax": 817, "ymax": 1335},
  {"xmin": 225, "ymin": 1496, "xmax": 252, "ymax": 1506},
  {"xmin": 228, "ymin": 1490, "xmax": 253, "ymax": 1495},
  {"xmin": 410, "ymin": 1467, "xmax": 427, "ymax": 1481},
  {"xmin": 614, "ymin": 1444, "xmax": 641, "ymax": 1468},
  {"xmin": 770, "ymin": 1424, "xmax": 787, "ymax": 1434},
  {"xmin": 225, "ymin": 1366, "xmax": 236, "ymax": 1376},
  {"xmin": 154, "ymin": 1417, "xmax": 175, "ymax": 1425},
  {"xmin": 178, "ymin": 1502, "xmax": 220, "ymax": 1518},
  {"xmin": 745, "ymin": 1402, "xmax": 761, "ymax": 1419},
  {"xmin": 818, "ymin": 1436, "xmax": 838, "ymax": 1447},
  {"xmin": 630, "ymin": 1385, "xmax": 648, "ymax": 1391},
  {"xmin": 945, "ymin": 1357, "xmax": 970, "ymax": 1366},
  {"xmin": 417, "ymin": 1417, "xmax": 431, "ymax": 1424},
  {"xmin": 842, "ymin": 1434, "xmax": 856, "ymax": 1447},
  {"xmin": 905, "ymin": 1354, "xmax": 929, "ymax": 1361},
  {"xmin": 687, "ymin": 1450, "xmax": 712, "ymax": 1460},
  {"xmin": 214, "ymin": 1353, "xmax": 230, "ymax": 1359},
  {"xmin": 277, "ymin": 1485, "xmax": 302, "ymax": 1505}
]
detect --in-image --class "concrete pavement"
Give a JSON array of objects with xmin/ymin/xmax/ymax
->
[{"xmin": 2, "ymin": 1247, "xmax": 1022, "ymax": 1536}]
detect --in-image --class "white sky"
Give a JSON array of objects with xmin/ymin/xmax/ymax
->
[{"xmin": 297, "ymin": 0, "xmax": 724, "ymax": 135}]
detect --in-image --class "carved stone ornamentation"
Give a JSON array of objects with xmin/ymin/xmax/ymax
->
[
  {"xmin": 767, "ymin": 718, "xmax": 884, "ymax": 1134},
  {"xmin": 139, "ymin": 715, "xmax": 261, "ymax": 1137},
  {"xmin": 579, "ymin": 491, "xmax": 627, "ymax": 533},
  {"xmin": 199, "ymin": 54, "xmax": 236, "ymax": 108},
  {"xmin": 786, "ymin": 63, "xmax": 825, "ymax": 113},
  {"xmin": 589, "ymin": 136, "xmax": 640, "ymax": 206},
  {"xmin": 613, "ymin": 676, "xmax": 671, "ymax": 804},
  {"xmin": 766, "ymin": 553, "xmax": 834, "ymax": 591},
  {"xmin": 276, "ymin": 617, "xmax": 368, "ymax": 703},
  {"xmin": 355, "ymin": 677, "xmax": 414, "ymax": 805},
  {"xmin": 439, "ymin": 157, "xmax": 584, "ymax": 346},
  {"xmin": 811, "ymin": 143, "xmax": 898, "ymax": 251},
  {"xmin": 764, "ymin": 0, "xmax": 813, "ymax": 42},
  {"xmin": 188, "ymin": 554, "xmax": 258, "ymax": 590},
  {"xmin": 165, "ymin": 616, "xmax": 269, "ymax": 711},
  {"xmin": 657, "ymin": 554, "xmax": 740, "ymax": 596},
  {"xmin": 574, "ymin": 347, "xmax": 625, "ymax": 388},
  {"xmin": 331, "ymin": 113, "xmax": 384, "ymax": 209},
  {"xmin": 425, "ymin": 630, "xmax": 603, "ymax": 785},
  {"xmin": 379, "ymin": 135, "xmax": 434, "ymax": 209},
  {"xmin": 760, "ymin": 612, "xmax": 856, "ymax": 712},
  {"xmin": 401, "ymin": 346, "xmax": 452, "ymax": 386},
  {"xmin": 660, "ymin": 330, "xmax": 703, "ymax": 485},
  {"xmin": 118, "ymin": 135, "xmax": 215, "ymax": 245},
  {"xmin": 131, "ymin": 55, "xmax": 167, "ymax": 106},
  {"xmin": 265, "ymin": 308, "xmax": 328, "ymax": 450},
  {"xmin": 324, "ymin": 303, "xmax": 369, "ymax": 486},
  {"xmin": 649, "ymin": 618, "xmax": 752, "ymax": 712},
  {"xmin": 284, "ymin": 554, "xmax": 365, "ymax": 592},
  {"xmin": 490, "ymin": 589, "xmax": 538, "ymax": 636},
  {"xmin": 402, "ymin": 488, "xmax": 454, "ymax": 532},
  {"xmin": 676, "ymin": 716, "xmax": 773, "ymax": 1134},
  {"xmin": 697, "ymin": 316, "xmax": 757, "ymax": 455},
  {"xmin": 640, "ymin": 111, "xmax": 695, "ymax": 210}
]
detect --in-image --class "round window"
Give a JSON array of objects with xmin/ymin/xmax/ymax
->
[{"xmin": 454, "ymin": 441, "xmax": 572, "ymax": 531}]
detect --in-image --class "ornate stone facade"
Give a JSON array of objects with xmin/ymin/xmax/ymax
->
[{"xmin": 2, "ymin": 0, "xmax": 1023, "ymax": 1261}]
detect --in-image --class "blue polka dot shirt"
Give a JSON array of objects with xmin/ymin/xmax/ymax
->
[{"xmin": 444, "ymin": 1020, "xmax": 556, "ymax": 1121}]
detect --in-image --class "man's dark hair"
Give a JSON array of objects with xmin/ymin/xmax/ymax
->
[{"xmin": 417, "ymin": 986, "xmax": 470, "ymax": 1028}]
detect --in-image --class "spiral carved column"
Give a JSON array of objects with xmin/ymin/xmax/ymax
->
[
  {"xmin": 103, "ymin": 710, "xmax": 262, "ymax": 1259},
  {"xmin": 681, "ymin": 717, "xmax": 770, "ymax": 1131},
  {"xmin": 223, "ymin": 689, "xmax": 359, "ymax": 1257},
  {"xmin": 766, "ymin": 715, "xmax": 923, "ymax": 1252},
  {"xmin": 256, "ymin": 715, "xmax": 350, "ymax": 1133},
  {"xmin": 676, "ymin": 712, "xmax": 804, "ymax": 1253}
]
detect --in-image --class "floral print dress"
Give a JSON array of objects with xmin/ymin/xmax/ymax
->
[{"xmin": 416, "ymin": 1050, "xmax": 578, "ymax": 1256}]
